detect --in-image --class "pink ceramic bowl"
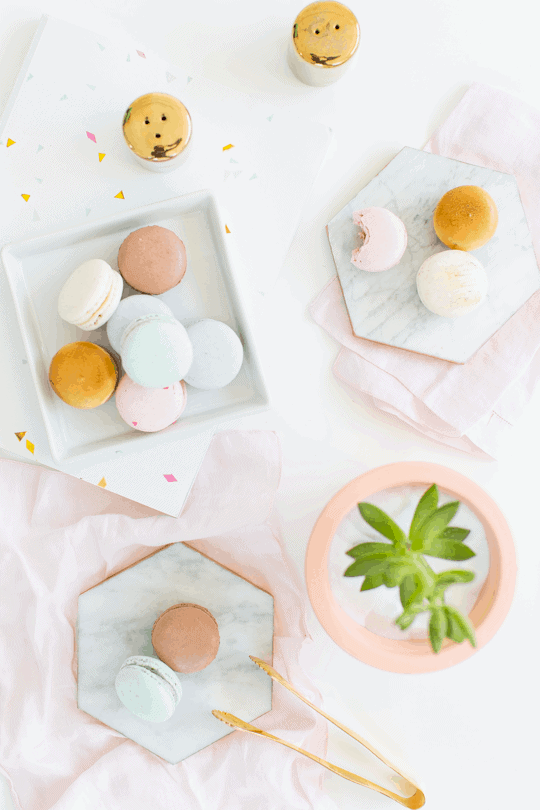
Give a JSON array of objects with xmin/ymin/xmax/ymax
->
[{"xmin": 305, "ymin": 462, "xmax": 516, "ymax": 673}]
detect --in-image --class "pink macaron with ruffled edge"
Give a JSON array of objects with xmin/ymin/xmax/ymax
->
[
  {"xmin": 115, "ymin": 375, "xmax": 187, "ymax": 432},
  {"xmin": 351, "ymin": 207, "xmax": 407, "ymax": 272}
]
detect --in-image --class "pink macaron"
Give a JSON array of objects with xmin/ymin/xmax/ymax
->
[
  {"xmin": 351, "ymin": 207, "xmax": 408, "ymax": 272},
  {"xmin": 115, "ymin": 375, "xmax": 187, "ymax": 432}
]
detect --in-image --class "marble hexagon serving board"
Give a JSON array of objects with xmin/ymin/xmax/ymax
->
[
  {"xmin": 327, "ymin": 146, "xmax": 540, "ymax": 363},
  {"xmin": 77, "ymin": 542, "xmax": 274, "ymax": 764}
]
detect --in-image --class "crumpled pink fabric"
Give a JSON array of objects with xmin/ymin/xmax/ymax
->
[
  {"xmin": 0, "ymin": 430, "xmax": 334, "ymax": 810},
  {"xmin": 311, "ymin": 83, "xmax": 540, "ymax": 457}
]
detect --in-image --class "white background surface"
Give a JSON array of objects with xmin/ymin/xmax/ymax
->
[{"xmin": 1, "ymin": 2, "xmax": 539, "ymax": 808}]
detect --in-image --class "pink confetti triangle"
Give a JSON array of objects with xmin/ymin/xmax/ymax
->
[
  {"xmin": 137, "ymin": 50, "xmax": 146, "ymax": 58},
  {"xmin": 164, "ymin": 474, "xmax": 177, "ymax": 483},
  {"xmin": 132, "ymin": 421, "xmax": 138, "ymax": 426},
  {"xmin": 86, "ymin": 131, "xmax": 96, "ymax": 143}
]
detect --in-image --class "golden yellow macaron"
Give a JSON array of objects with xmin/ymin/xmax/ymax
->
[
  {"xmin": 49, "ymin": 342, "xmax": 118, "ymax": 409},
  {"xmin": 433, "ymin": 185, "xmax": 498, "ymax": 251}
]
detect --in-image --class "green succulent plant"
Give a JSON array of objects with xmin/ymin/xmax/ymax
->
[{"xmin": 344, "ymin": 484, "xmax": 477, "ymax": 653}]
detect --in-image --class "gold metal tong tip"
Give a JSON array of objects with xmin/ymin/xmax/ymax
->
[{"xmin": 212, "ymin": 656, "xmax": 425, "ymax": 809}]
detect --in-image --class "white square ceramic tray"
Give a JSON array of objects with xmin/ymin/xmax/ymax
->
[{"xmin": 2, "ymin": 191, "xmax": 269, "ymax": 468}]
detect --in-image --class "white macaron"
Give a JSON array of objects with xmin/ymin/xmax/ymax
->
[
  {"xmin": 416, "ymin": 250, "xmax": 488, "ymax": 318},
  {"xmin": 115, "ymin": 655, "xmax": 182, "ymax": 723},
  {"xmin": 184, "ymin": 319, "xmax": 244, "ymax": 390},
  {"xmin": 58, "ymin": 259, "xmax": 123, "ymax": 330},
  {"xmin": 106, "ymin": 294, "xmax": 174, "ymax": 354}
]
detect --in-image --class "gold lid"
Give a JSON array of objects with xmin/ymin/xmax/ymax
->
[
  {"xmin": 292, "ymin": 2, "xmax": 360, "ymax": 67},
  {"xmin": 122, "ymin": 93, "xmax": 192, "ymax": 162}
]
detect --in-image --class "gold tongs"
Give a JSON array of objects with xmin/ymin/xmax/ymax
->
[{"xmin": 213, "ymin": 656, "xmax": 425, "ymax": 809}]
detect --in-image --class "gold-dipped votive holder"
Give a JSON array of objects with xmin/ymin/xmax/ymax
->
[
  {"xmin": 288, "ymin": 2, "xmax": 360, "ymax": 87},
  {"xmin": 122, "ymin": 92, "xmax": 192, "ymax": 172}
]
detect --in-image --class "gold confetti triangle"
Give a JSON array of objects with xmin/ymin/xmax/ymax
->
[
  {"xmin": 97, "ymin": 477, "xmax": 107, "ymax": 488},
  {"xmin": 98, "ymin": 153, "xmax": 105, "ymax": 162},
  {"xmin": 225, "ymin": 224, "xmax": 231, "ymax": 233},
  {"xmin": 26, "ymin": 439, "xmax": 34, "ymax": 454},
  {"xmin": 6, "ymin": 138, "xmax": 15, "ymax": 147},
  {"xmin": 15, "ymin": 431, "xmax": 26, "ymax": 441},
  {"xmin": 114, "ymin": 190, "xmax": 124, "ymax": 199},
  {"xmin": 21, "ymin": 194, "xmax": 30, "ymax": 202},
  {"xmin": 222, "ymin": 144, "xmax": 234, "ymax": 151}
]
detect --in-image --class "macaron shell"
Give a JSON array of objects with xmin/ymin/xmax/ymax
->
[
  {"xmin": 116, "ymin": 376, "xmax": 187, "ymax": 431},
  {"xmin": 152, "ymin": 602, "xmax": 220, "ymax": 673},
  {"xmin": 350, "ymin": 207, "xmax": 408, "ymax": 272},
  {"xmin": 416, "ymin": 250, "xmax": 488, "ymax": 317},
  {"xmin": 49, "ymin": 342, "xmax": 119, "ymax": 408},
  {"xmin": 115, "ymin": 662, "xmax": 179, "ymax": 723},
  {"xmin": 118, "ymin": 225, "xmax": 187, "ymax": 294},
  {"xmin": 106, "ymin": 294, "xmax": 174, "ymax": 354},
  {"xmin": 184, "ymin": 320, "xmax": 243, "ymax": 390},
  {"xmin": 121, "ymin": 316, "xmax": 193, "ymax": 388},
  {"xmin": 58, "ymin": 260, "xmax": 116, "ymax": 326},
  {"xmin": 78, "ymin": 270, "xmax": 123, "ymax": 330},
  {"xmin": 433, "ymin": 185, "xmax": 498, "ymax": 251}
]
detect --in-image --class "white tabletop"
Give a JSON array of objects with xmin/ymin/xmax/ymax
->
[{"xmin": 1, "ymin": 2, "xmax": 539, "ymax": 808}]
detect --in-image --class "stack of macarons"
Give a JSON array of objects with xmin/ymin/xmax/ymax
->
[
  {"xmin": 49, "ymin": 225, "xmax": 245, "ymax": 429},
  {"xmin": 349, "ymin": 185, "xmax": 498, "ymax": 319},
  {"xmin": 115, "ymin": 602, "xmax": 220, "ymax": 723}
]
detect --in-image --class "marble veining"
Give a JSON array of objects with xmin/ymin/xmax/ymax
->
[
  {"xmin": 327, "ymin": 147, "xmax": 540, "ymax": 363},
  {"xmin": 77, "ymin": 542, "xmax": 274, "ymax": 763}
]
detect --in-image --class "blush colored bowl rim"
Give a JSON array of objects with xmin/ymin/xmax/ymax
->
[{"xmin": 305, "ymin": 462, "xmax": 516, "ymax": 673}]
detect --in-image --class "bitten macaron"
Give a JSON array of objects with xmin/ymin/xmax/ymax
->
[
  {"xmin": 58, "ymin": 259, "xmax": 123, "ymax": 330},
  {"xmin": 115, "ymin": 655, "xmax": 182, "ymax": 723},
  {"xmin": 184, "ymin": 319, "xmax": 243, "ymax": 390},
  {"xmin": 118, "ymin": 225, "xmax": 187, "ymax": 294},
  {"xmin": 152, "ymin": 603, "xmax": 220, "ymax": 674},
  {"xmin": 350, "ymin": 207, "xmax": 408, "ymax": 272},
  {"xmin": 48, "ymin": 342, "xmax": 119, "ymax": 408},
  {"xmin": 121, "ymin": 315, "xmax": 193, "ymax": 388},
  {"xmin": 116, "ymin": 375, "xmax": 187, "ymax": 431}
]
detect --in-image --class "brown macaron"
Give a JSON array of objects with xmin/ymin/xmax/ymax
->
[
  {"xmin": 49, "ymin": 342, "xmax": 119, "ymax": 408},
  {"xmin": 118, "ymin": 225, "xmax": 187, "ymax": 294},
  {"xmin": 152, "ymin": 603, "xmax": 220, "ymax": 674},
  {"xmin": 433, "ymin": 185, "xmax": 498, "ymax": 251}
]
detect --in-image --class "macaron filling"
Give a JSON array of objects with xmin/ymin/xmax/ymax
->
[{"xmin": 79, "ymin": 271, "xmax": 123, "ymax": 330}]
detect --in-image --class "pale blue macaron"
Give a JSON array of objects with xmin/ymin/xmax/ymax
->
[
  {"xmin": 115, "ymin": 655, "xmax": 182, "ymax": 723},
  {"xmin": 184, "ymin": 319, "xmax": 243, "ymax": 390},
  {"xmin": 121, "ymin": 314, "xmax": 193, "ymax": 388},
  {"xmin": 106, "ymin": 294, "xmax": 173, "ymax": 355}
]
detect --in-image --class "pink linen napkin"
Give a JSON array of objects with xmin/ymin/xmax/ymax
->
[
  {"xmin": 0, "ymin": 430, "xmax": 334, "ymax": 810},
  {"xmin": 310, "ymin": 83, "xmax": 540, "ymax": 457}
]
